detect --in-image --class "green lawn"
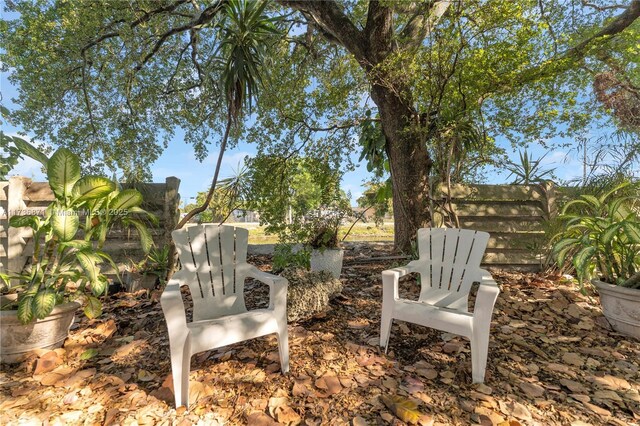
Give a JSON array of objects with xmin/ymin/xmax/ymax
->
[{"xmin": 230, "ymin": 222, "xmax": 394, "ymax": 244}]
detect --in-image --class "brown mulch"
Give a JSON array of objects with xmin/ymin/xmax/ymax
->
[{"xmin": 1, "ymin": 244, "xmax": 639, "ymax": 426}]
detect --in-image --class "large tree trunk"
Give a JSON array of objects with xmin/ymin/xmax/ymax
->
[
  {"xmin": 283, "ymin": 0, "xmax": 437, "ymax": 252},
  {"xmin": 370, "ymin": 84, "xmax": 432, "ymax": 252}
]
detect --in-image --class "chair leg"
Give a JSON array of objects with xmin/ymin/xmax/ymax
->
[
  {"xmin": 379, "ymin": 310, "xmax": 393, "ymax": 353},
  {"xmin": 276, "ymin": 323, "xmax": 289, "ymax": 374},
  {"xmin": 170, "ymin": 337, "xmax": 191, "ymax": 408},
  {"xmin": 470, "ymin": 330, "xmax": 489, "ymax": 383}
]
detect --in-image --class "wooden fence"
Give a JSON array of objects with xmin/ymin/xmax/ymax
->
[
  {"xmin": 1, "ymin": 179, "xmax": 570, "ymax": 273},
  {"xmin": 0, "ymin": 176, "xmax": 180, "ymax": 275},
  {"xmin": 438, "ymin": 182, "xmax": 562, "ymax": 271}
]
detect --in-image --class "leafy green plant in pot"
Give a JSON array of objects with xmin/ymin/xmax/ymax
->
[
  {"xmin": 552, "ymin": 181, "xmax": 640, "ymax": 339},
  {"xmin": 1, "ymin": 148, "xmax": 154, "ymax": 361},
  {"xmin": 124, "ymin": 245, "xmax": 171, "ymax": 292},
  {"xmin": 307, "ymin": 210, "xmax": 348, "ymax": 279}
]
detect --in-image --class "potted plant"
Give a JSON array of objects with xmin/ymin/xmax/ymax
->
[
  {"xmin": 123, "ymin": 245, "xmax": 170, "ymax": 292},
  {"xmin": 1, "ymin": 147, "xmax": 155, "ymax": 361},
  {"xmin": 553, "ymin": 181, "xmax": 640, "ymax": 339},
  {"xmin": 307, "ymin": 211, "xmax": 346, "ymax": 279}
]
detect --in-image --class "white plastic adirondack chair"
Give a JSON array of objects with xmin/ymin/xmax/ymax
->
[
  {"xmin": 380, "ymin": 228, "xmax": 500, "ymax": 383},
  {"xmin": 161, "ymin": 225, "xmax": 289, "ymax": 407}
]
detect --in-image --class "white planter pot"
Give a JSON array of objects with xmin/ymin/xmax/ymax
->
[
  {"xmin": 0, "ymin": 295, "xmax": 81, "ymax": 363},
  {"xmin": 592, "ymin": 279, "xmax": 640, "ymax": 340},
  {"xmin": 310, "ymin": 248, "xmax": 344, "ymax": 279}
]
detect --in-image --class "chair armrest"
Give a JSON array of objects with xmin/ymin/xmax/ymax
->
[
  {"xmin": 160, "ymin": 279, "xmax": 188, "ymax": 333},
  {"xmin": 472, "ymin": 269, "xmax": 500, "ymax": 325},
  {"xmin": 381, "ymin": 261, "xmax": 420, "ymax": 303},
  {"xmin": 244, "ymin": 265, "xmax": 288, "ymax": 312}
]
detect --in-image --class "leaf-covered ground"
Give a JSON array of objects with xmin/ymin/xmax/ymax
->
[{"xmin": 1, "ymin": 244, "xmax": 639, "ymax": 426}]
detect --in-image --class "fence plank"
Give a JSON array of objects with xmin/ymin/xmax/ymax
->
[
  {"xmin": 440, "ymin": 183, "xmax": 546, "ymax": 200},
  {"xmin": 438, "ymin": 183, "xmax": 559, "ymax": 270},
  {"xmin": 450, "ymin": 201, "xmax": 544, "ymax": 216}
]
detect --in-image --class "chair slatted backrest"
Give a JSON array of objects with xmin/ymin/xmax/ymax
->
[
  {"xmin": 172, "ymin": 224, "xmax": 249, "ymax": 321},
  {"xmin": 415, "ymin": 228, "xmax": 489, "ymax": 304}
]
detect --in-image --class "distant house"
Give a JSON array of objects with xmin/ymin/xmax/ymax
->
[{"xmin": 231, "ymin": 209, "xmax": 260, "ymax": 223}]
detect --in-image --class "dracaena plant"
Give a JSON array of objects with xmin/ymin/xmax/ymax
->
[
  {"xmin": 552, "ymin": 181, "xmax": 640, "ymax": 290},
  {"xmin": 5, "ymin": 147, "xmax": 156, "ymax": 323}
]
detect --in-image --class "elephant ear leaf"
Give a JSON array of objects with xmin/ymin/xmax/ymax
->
[
  {"xmin": 125, "ymin": 218, "xmax": 154, "ymax": 253},
  {"xmin": 622, "ymin": 221, "xmax": 640, "ymax": 243},
  {"xmin": 9, "ymin": 215, "xmax": 40, "ymax": 230},
  {"xmin": 84, "ymin": 296, "xmax": 102, "ymax": 319},
  {"xmin": 110, "ymin": 189, "xmax": 143, "ymax": 210},
  {"xmin": 17, "ymin": 295, "xmax": 35, "ymax": 324},
  {"xmin": 76, "ymin": 251, "xmax": 99, "ymax": 284},
  {"xmin": 12, "ymin": 137, "xmax": 49, "ymax": 167},
  {"xmin": 73, "ymin": 176, "xmax": 116, "ymax": 202},
  {"xmin": 33, "ymin": 288, "xmax": 57, "ymax": 319},
  {"xmin": 52, "ymin": 209, "xmax": 79, "ymax": 242},
  {"xmin": 47, "ymin": 148, "xmax": 81, "ymax": 200}
]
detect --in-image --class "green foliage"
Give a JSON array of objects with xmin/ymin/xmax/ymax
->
[
  {"xmin": 183, "ymin": 164, "xmax": 250, "ymax": 223},
  {"xmin": 272, "ymin": 243, "xmax": 310, "ymax": 273},
  {"xmin": 423, "ymin": 114, "xmax": 500, "ymax": 186},
  {"xmin": 552, "ymin": 181, "xmax": 640, "ymax": 289},
  {"xmin": 217, "ymin": 0, "xmax": 281, "ymax": 120},
  {"xmin": 245, "ymin": 155, "xmax": 348, "ymax": 245},
  {"xmin": 505, "ymin": 149, "xmax": 556, "ymax": 185},
  {"xmin": 358, "ymin": 110, "xmax": 387, "ymax": 177},
  {"xmin": 130, "ymin": 245, "xmax": 171, "ymax": 286},
  {"xmin": 2, "ymin": 1, "xmax": 638, "ymax": 250},
  {"xmin": 306, "ymin": 200, "xmax": 352, "ymax": 250},
  {"xmin": 1, "ymin": 105, "xmax": 48, "ymax": 180},
  {"xmin": 357, "ymin": 181, "xmax": 393, "ymax": 226},
  {"xmin": 5, "ymin": 147, "xmax": 155, "ymax": 323}
]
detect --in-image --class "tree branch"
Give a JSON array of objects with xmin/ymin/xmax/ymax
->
[
  {"xmin": 570, "ymin": 0, "xmax": 640, "ymax": 55},
  {"xmin": 364, "ymin": 1, "xmax": 395, "ymax": 62},
  {"xmin": 134, "ymin": 2, "xmax": 225, "ymax": 71},
  {"xmin": 581, "ymin": 1, "xmax": 628, "ymax": 12},
  {"xmin": 399, "ymin": 1, "xmax": 452, "ymax": 49},
  {"xmin": 487, "ymin": 0, "xmax": 640, "ymax": 96},
  {"xmin": 81, "ymin": 0, "xmax": 191, "ymax": 56},
  {"xmin": 282, "ymin": 115, "xmax": 363, "ymax": 132},
  {"xmin": 281, "ymin": 1, "xmax": 368, "ymax": 62}
]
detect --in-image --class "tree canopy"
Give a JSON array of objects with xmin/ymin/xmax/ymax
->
[{"xmin": 2, "ymin": 0, "xmax": 639, "ymax": 249}]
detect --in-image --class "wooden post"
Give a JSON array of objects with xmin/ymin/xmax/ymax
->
[
  {"xmin": 163, "ymin": 177, "xmax": 181, "ymax": 243},
  {"xmin": 0, "ymin": 182, "xmax": 8, "ymax": 274},
  {"xmin": 7, "ymin": 177, "xmax": 32, "ymax": 285},
  {"xmin": 540, "ymin": 181, "xmax": 558, "ymax": 220}
]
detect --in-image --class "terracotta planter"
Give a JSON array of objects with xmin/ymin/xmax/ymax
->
[
  {"xmin": 310, "ymin": 248, "xmax": 344, "ymax": 279},
  {"xmin": 0, "ymin": 295, "xmax": 81, "ymax": 363},
  {"xmin": 592, "ymin": 279, "xmax": 640, "ymax": 340}
]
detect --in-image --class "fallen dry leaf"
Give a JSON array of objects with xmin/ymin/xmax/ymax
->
[
  {"xmin": 381, "ymin": 395, "xmax": 424, "ymax": 425},
  {"xmin": 314, "ymin": 374, "xmax": 342, "ymax": 397}
]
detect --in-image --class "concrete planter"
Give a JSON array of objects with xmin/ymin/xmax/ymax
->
[
  {"xmin": 592, "ymin": 279, "xmax": 640, "ymax": 340},
  {"xmin": 0, "ymin": 295, "xmax": 81, "ymax": 363},
  {"xmin": 310, "ymin": 248, "xmax": 344, "ymax": 279}
]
